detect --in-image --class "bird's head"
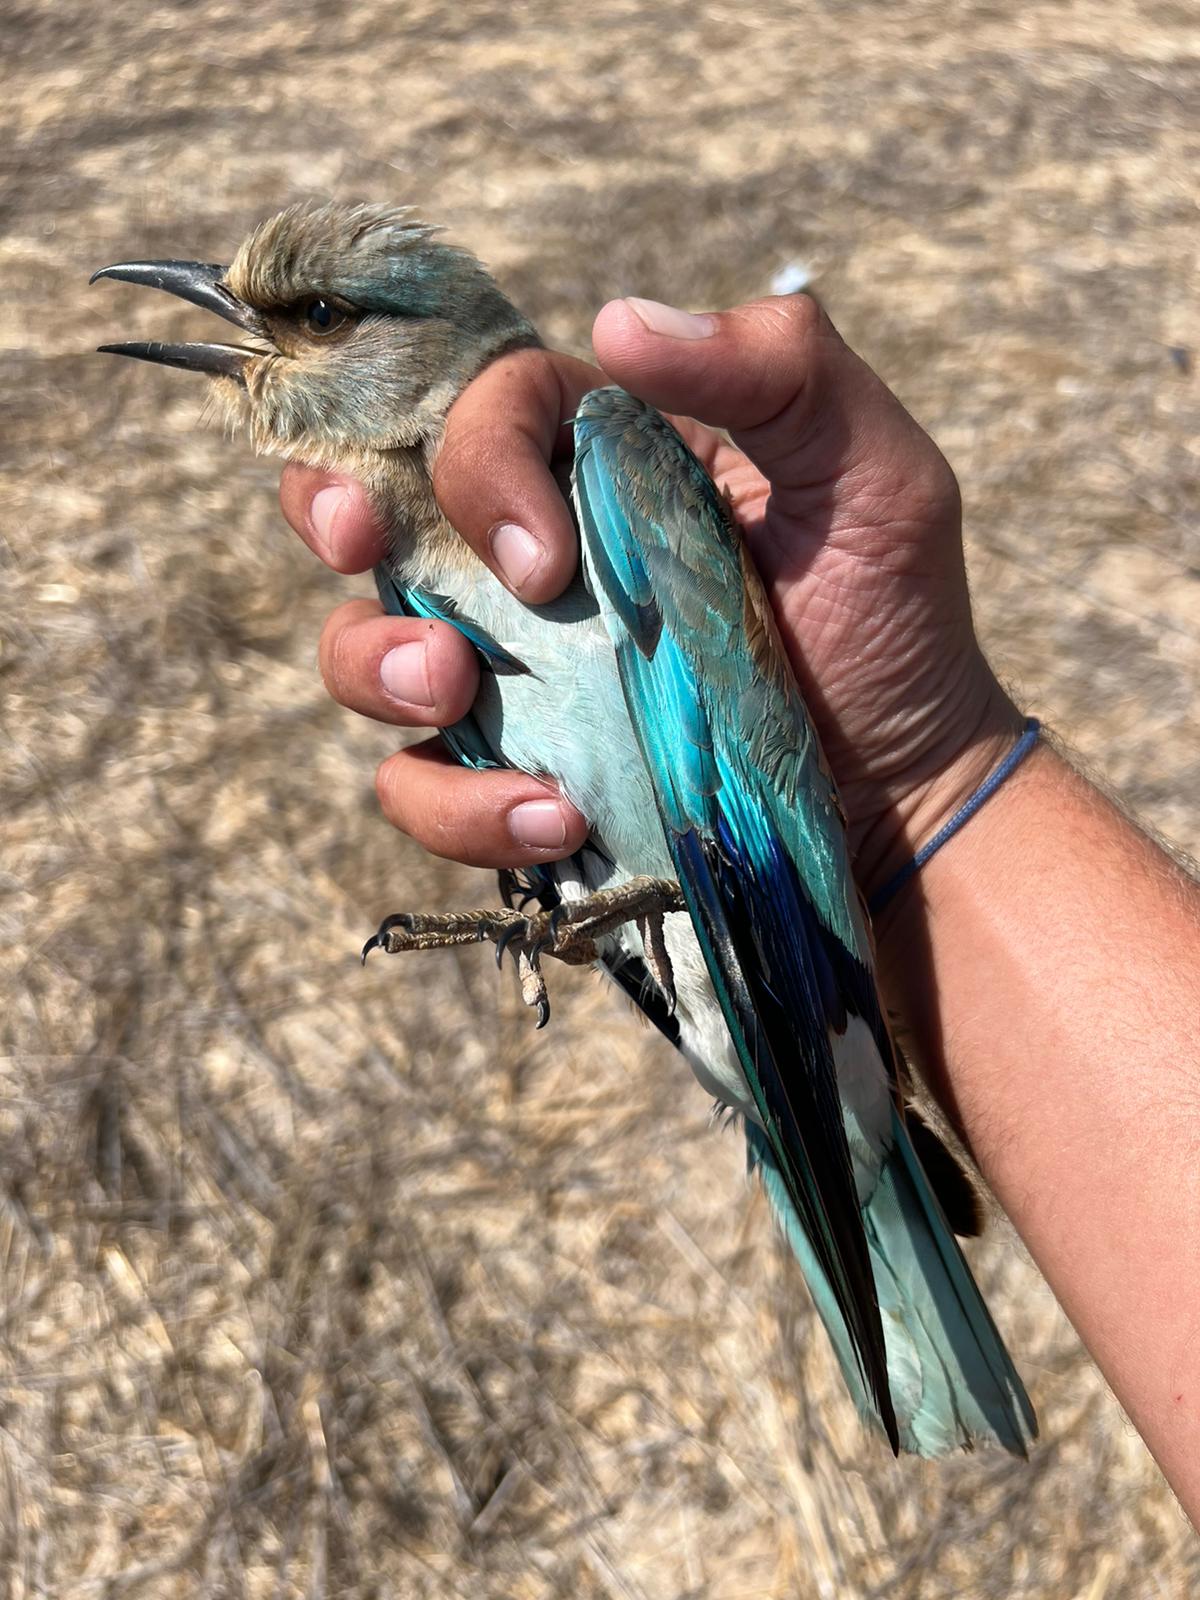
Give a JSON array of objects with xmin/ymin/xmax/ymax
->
[{"xmin": 93, "ymin": 202, "xmax": 540, "ymax": 469}]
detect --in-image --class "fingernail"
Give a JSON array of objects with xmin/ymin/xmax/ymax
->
[
  {"xmin": 489, "ymin": 522, "xmax": 543, "ymax": 592},
  {"xmin": 623, "ymin": 297, "xmax": 715, "ymax": 340},
  {"xmin": 309, "ymin": 484, "xmax": 345, "ymax": 558},
  {"xmin": 509, "ymin": 799, "xmax": 567, "ymax": 850},
  {"xmin": 379, "ymin": 642, "xmax": 433, "ymax": 707}
]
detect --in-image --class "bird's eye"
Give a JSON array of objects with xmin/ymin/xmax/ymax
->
[{"xmin": 303, "ymin": 297, "xmax": 348, "ymax": 336}]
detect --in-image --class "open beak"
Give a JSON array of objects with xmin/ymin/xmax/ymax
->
[{"xmin": 91, "ymin": 260, "xmax": 268, "ymax": 385}]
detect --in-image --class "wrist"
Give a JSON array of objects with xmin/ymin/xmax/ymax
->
[{"xmin": 853, "ymin": 676, "xmax": 1027, "ymax": 916}]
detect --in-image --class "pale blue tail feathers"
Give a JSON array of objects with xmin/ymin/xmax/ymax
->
[{"xmin": 747, "ymin": 1113, "xmax": 1036, "ymax": 1457}]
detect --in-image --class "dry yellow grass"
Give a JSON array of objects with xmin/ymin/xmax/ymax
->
[{"xmin": 2, "ymin": 0, "xmax": 1198, "ymax": 1594}]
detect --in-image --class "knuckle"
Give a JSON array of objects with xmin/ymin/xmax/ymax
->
[
  {"xmin": 435, "ymin": 351, "xmax": 560, "ymax": 511},
  {"xmin": 915, "ymin": 449, "xmax": 962, "ymax": 524},
  {"xmin": 375, "ymin": 751, "xmax": 474, "ymax": 861},
  {"xmin": 516, "ymin": 348, "xmax": 566, "ymax": 418},
  {"xmin": 431, "ymin": 430, "xmax": 498, "ymax": 524},
  {"xmin": 788, "ymin": 290, "xmax": 826, "ymax": 340},
  {"xmin": 426, "ymin": 628, "xmax": 478, "ymax": 713},
  {"xmin": 473, "ymin": 346, "xmax": 560, "ymax": 415},
  {"xmin": 318, "ymin": 614, "xmax": 353, "ymax": 696},
  {"xmin": 430, "ymin": 426, "xmax": 473, "ymax": 498},
  {"xmin": 754, "ymin": 290, "xmax": 824, "ymax": 347},
  {"xmin": 374, "ymin": 756, "xmax": 408, "ymax": 831},
  {"xmin": 422, "ymin": 783, "xmax": 474, "ymax": 861},
  {"xmin": 728, "ymin": 298, "xmax": 838, "ymax": 442}
]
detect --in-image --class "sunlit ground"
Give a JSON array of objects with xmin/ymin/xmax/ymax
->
[{"xmin": 3, "ymin": 1, "xmax": 1198, "ymax": 1593}]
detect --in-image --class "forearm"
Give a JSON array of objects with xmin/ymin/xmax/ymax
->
[{"xmin": 876, "ymin": 742, "xmax": 1200, "ymax": 1518}]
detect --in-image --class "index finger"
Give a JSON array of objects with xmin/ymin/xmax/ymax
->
[{"xmin": 432, "ymin": 346, "xmax": 602, "ymax": 604}]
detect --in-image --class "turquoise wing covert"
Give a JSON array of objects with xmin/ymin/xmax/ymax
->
[{"xmin": 572, "ymin": 385, "xmax": 901, "ymax": 1449}]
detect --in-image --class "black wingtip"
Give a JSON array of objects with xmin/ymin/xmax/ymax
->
[{"xmin": 885, "ymin": 1409, "xmax": 901, "ymax": 1456}]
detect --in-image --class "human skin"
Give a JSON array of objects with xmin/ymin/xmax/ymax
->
[{"xmin": 277, "ymin": 296, "xmax": 1200, "ymax": 1519}]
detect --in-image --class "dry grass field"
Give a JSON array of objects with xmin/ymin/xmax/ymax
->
[{"xmin": 3, "ymin": 0, "xmax": 1198, "ymax": 1594}]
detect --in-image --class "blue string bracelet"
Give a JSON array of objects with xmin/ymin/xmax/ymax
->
[{"xmin": 867, "ymin": 718, "xmax": 1041, "ymax": 917}]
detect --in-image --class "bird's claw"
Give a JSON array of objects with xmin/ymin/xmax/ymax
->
[
  {"xmin": 363, "ymin": 876, "xmax": 684, "ymax": 1028},
  {"xmin": 493, "ymin": 921, "xmax": 526, "ymax": 967},
  {"xmin": 361, "ymin": 910, "xmax": 419, "ymax": 964}
]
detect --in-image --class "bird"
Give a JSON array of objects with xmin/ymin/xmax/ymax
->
[{"xmin": 93, "ymin": 201, "xmax": 1036, "ymax": 1457}]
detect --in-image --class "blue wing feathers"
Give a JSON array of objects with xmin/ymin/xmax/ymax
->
[
  {"xmin": 573, "ymin": 385, "xmax": 1035, "ymax": 1457},
  {"xmin": 574, "ymin": 389, "xmax": 899, "ymax": 1446},
  {"xmin": 576, "ymin": 449, "xmax": 662, "ymax": 654},
  {"xmin": 369, "ymin": 388, "xmax": 1034, "ymax": 1455}
]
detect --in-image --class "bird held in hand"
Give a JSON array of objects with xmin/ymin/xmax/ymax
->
[{"xmin": 93, "ymin": 202, "xmax": 1036, "ymax": 1458}]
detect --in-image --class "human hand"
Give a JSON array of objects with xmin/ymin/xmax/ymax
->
[{"xmin": 278, "ymin": 295, "xmax": 1021, "ymax": 897}]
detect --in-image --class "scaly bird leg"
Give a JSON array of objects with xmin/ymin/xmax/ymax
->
[{"xmin": 362, "ymin": 876, "xmax": 685, "ymax": 1028}]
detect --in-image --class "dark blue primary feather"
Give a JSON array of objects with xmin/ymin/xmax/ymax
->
[{"xmin": 572, "ymin": 387, "xmax": 899, "ymax": 1449}]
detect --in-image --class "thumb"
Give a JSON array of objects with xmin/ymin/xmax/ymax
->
[{"xmin": 591, "ymin": 294, "xmax": 912, "ymax": 497}]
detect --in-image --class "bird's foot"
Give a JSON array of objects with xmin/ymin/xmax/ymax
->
[{"xmin": 362, "ymin": 876, "xmax": 685, "ymax": 1028}]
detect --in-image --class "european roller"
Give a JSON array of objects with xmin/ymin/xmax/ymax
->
[{"xmin": 94, "ymin": 202, "xmax": 1036, "ymax": 1457}]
